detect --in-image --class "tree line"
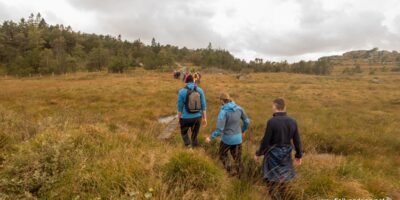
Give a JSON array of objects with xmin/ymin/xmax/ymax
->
[{"xmin": 0, "ymin": 13, "xmax": 333, "ymax": 76}]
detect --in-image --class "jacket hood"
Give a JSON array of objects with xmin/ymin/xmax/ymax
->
[
  {"xmin": 185, "ymin": 82, "xmax": 197, "ymax": 90},
  {"xmin": 222, "ymin": 102, "xmax": 239, "ymax": 111}
]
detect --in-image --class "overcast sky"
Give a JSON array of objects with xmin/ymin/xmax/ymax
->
[{"xmin": 1, "ymin": 0, "xmax": 400, "ymax": 62}]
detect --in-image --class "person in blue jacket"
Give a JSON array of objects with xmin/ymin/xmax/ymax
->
[
  {"xmin": 206, "ymin": 92, "xmax": 250, "ymax": 177},
  {"xmin": 177, "ymin": 74, "xmax": 207, "ymax": 147}
]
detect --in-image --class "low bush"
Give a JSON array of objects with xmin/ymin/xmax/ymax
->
[
  {"xmin": 162, "ymin": 151, "xmax": 223, "ymax": 191},
  {"xmin": 0, "ymin": 125, "xmax": 150, "ymax": 199},
  {"xmin": 0, "ymin": 131, "xmax": 78, "ymax": 198}
]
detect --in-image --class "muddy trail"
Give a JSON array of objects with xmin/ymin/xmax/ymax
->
[{"xmin": 158, "ymin": 115, "xmax": 179, "ymax": 139}]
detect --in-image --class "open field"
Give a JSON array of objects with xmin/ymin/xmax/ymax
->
[{"xmin": 1, "ymin": 69, "xmax": 399, "ymax": 199}]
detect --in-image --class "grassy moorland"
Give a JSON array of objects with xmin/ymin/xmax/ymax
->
[{"xmin": 0, "ymin": 68, "xmax": 399, "ymax": 199}]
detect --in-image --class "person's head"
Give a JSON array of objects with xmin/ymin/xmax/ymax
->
[
  {"xmin": 272, "ymin": 98, "xmax": 285, "ymax": 112},
  {"xmin": 220, "ymin": 92, "xmax": 232, "ymax": 105},
  {"xmin": 185, "ymin": 74, "xmax": 194, "ymax": 83}
]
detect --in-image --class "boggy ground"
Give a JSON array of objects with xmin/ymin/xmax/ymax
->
[{"xmin": 0, "ymin": 69, "xmax": 399, "ymax": 199}]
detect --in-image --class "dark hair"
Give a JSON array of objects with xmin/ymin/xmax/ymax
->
[
  {"xmin": 185, "ymin": 75, "xmax": 194, "ymax": 83},
  {"xmin": 273, "ymin": 98, "xmax": 285, "ymax": 110},
  {"xmin": 221, "ymin": 99, "xmax": 231, "ymax": 104}
]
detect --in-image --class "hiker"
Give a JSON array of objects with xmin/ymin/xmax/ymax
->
[
  {"xmin": 182, "ymin": 69, "xmax": 190, "ymax": 82},
  {"xmin": 173, "ymin": 70, "xmax": 181, "ymax": 79},
  {"xmin": 193, "ymin": 72, "xmax": 201, "ymax": 84},
  {"xmin": 205, "ymin": 93, "xmax": 250, "ymax": 177},
  {"xmin": 254, "ymin": 98, "xmax": 302, "ymax": 200},
  {"xmin": 177, "ymin": 74, "xmax": 207, "ymax": 147}
]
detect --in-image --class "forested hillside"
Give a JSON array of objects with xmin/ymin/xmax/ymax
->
[{"xmin": 0, "ymin": 13, "xmax": 334, "ymax": 76}]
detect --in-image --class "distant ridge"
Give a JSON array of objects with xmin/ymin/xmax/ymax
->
[{"xmin": 319, "ymin": 48, "xmax": 400, "ymax": 65}]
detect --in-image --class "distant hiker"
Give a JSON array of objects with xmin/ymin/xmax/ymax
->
[
  {"xmin": 255, "ymin": 98, "xmax": 302, "ymax": 200},
  {"xmin": 173, "ymin": 70, "xmax": 181, "ymax": 79},
  {"xmin": 177, "ymin": 74, "xmax": 207, "ymax": 147},
  {"xmin": 193, "ymin": 72, "xmax": 201, "ymax": 84},
  {"xmin": 182, "ymin": 69, "xmax": 190, "ymax": 82},
  {"xmin": 178, "ymin": 71, "xmax": 181, "ymax": 79},
  {"xmin": 206, "ymin": 93, "xmax": 250, "ymax": 177}
]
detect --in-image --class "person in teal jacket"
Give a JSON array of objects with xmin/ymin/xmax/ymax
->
[
  {"xmin": 206, "ymin": 92, "xmax": 250, "ymax": 177},
  {"xmin": 177, "ymin": 74, "xmax": 207, "ymax": 147}
]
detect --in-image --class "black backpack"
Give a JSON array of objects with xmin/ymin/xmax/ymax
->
[{"xmin": 185, "ymin": 86, "xmax": 202, "ymax": 113}]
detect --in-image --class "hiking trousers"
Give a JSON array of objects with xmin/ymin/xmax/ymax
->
[
  {"xmin": 179, "ymin": 117, "xmax": 202, "ymax": 147},
  {"xmin": 219, "ymin": 141, "xmax": 243, "ymax": 176}
]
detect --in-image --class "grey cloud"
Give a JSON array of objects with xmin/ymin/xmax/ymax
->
[
  {"xmin": 0, "ymin": 2, "xmax": 11, "ymax": 21},
  {"xmin": 394, "ymin": 15, "xmax": 400, "ymax": 33},
  {"xmin": 43, "ymin": 11, "xmax": 66, "ymax": 25},
  {"xmin": 66, "ymin": 0, "xmax": 224, "ymax": 48},
  {"xmin": 298, "ymin": 0, "xmax": 327, "ymax": 28},
  {"xmin": 229, "ymin": 0, "xmax": 399, "ymax": 59}
]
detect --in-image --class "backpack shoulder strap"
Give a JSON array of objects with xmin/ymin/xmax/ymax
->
[{"xmin": 185, "ymin": 85, "xmax": 197, "ymax": 91}]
